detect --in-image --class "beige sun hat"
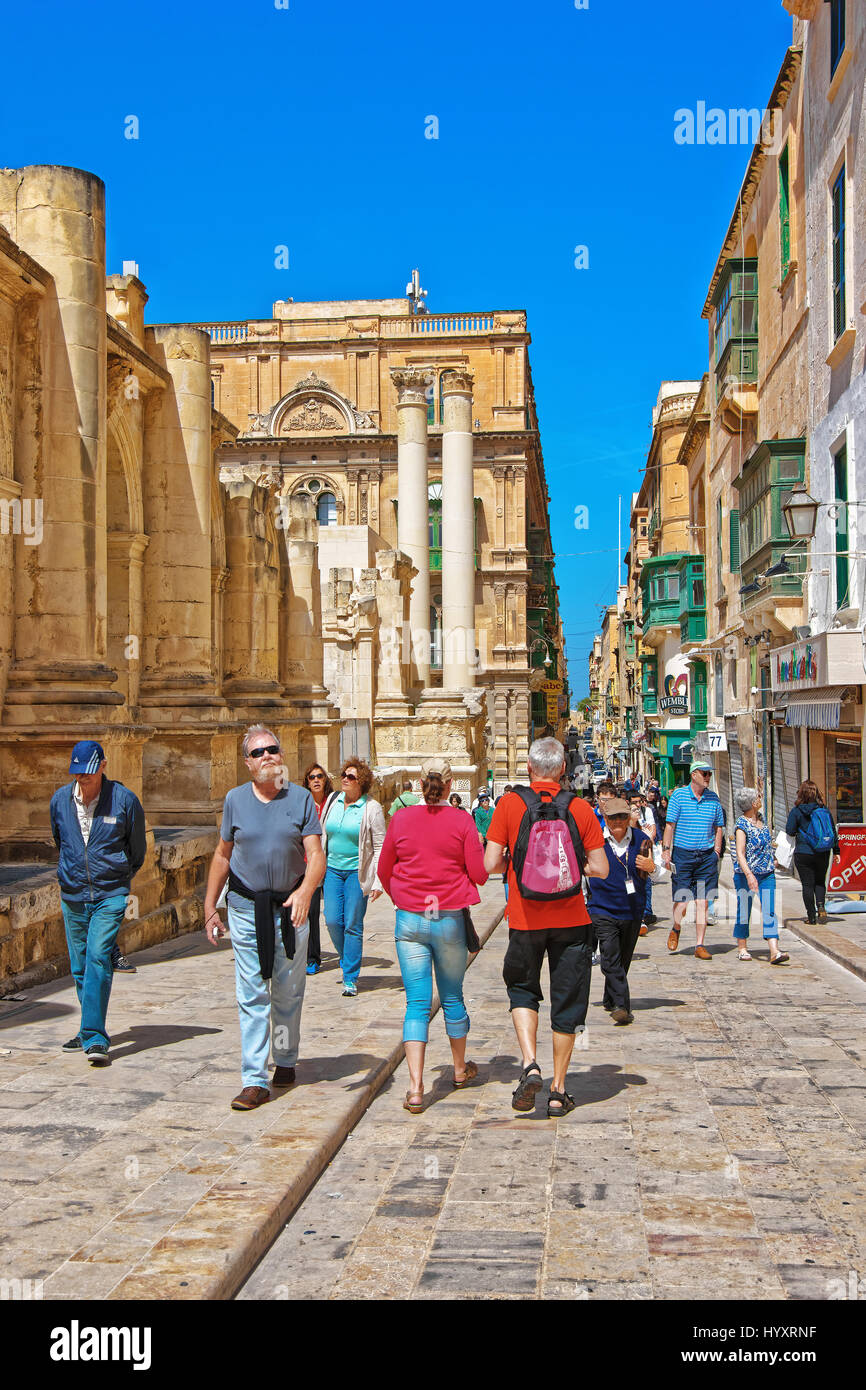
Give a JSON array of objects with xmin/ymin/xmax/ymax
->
[{"xmin": 420, "ymin": 756, "xmax": 452, "ymax": 779}]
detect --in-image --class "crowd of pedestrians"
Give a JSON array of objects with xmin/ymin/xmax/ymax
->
[{"xmin": 48, "ymin": 726, "xmax": 844, "ymax": 1116}]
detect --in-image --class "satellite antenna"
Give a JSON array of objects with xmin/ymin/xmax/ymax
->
[{"xmin": 405, "ymin": 267, "xmax": 428, "ymax": 315}]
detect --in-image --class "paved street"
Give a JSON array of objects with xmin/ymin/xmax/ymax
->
[
  {"xmin": 0, "ymin": 885, "xmax": 504, "ymax": 1299},
  {"xmin": 240, "ymin": 870, "xmax": 866, "ymax": 1301}
]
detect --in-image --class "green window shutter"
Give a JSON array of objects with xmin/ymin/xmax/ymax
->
[
  {"xmin": 730, "ymin": 509, "xmax": 740, "ymax": 572},
  {"xmin": 779, "ymin": 146, "xmax": 790, "ymax": 276}
]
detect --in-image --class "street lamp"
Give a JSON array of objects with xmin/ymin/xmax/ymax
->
[{"xmin": 781, "ymin": 485, "xmax": 820, "ymax": 540}]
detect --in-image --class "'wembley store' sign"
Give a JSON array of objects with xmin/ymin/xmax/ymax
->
[{"xmin": 771, "ymin": 630, "xmax": 863, "ymax": 695}]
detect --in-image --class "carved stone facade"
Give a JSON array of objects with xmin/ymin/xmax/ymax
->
[{"xmin": 206, "ymin": 297, "xmax": 566, "ymax": 785}]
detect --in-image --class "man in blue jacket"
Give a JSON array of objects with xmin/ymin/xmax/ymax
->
[
  {"xmin": 587, "ymin": 797, "xmax": 658, "ymax": 1025},
  {"xmin": 50, "ymin": 741, "xmax": 146, "ymax": 1065}
]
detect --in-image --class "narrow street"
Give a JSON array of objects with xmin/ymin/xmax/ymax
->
[{"xmin": 238, "ymin": 870, "xmax": 866, "ymax": 1301}]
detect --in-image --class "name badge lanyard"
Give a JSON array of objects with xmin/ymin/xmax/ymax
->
[{"xmin": 610, "ymin": 842, "xmax": 636, "ymax": 895}]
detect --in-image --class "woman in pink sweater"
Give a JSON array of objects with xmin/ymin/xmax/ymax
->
[{"xmin": 377, "ymin": 756, "xmax": 489, "ymax": 1114}]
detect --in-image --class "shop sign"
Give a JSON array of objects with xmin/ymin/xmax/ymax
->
[
  {"xmin": 546, "ymin": 694, "xmax": 559, "ymax": 722},
  {"xmin": 659, "ymin": 672, "xmax": 688, "ymax": 714},
  {"xmin": 771, "ymin": 629, "xmax": 863, "ymax": 694},
  {"xmin": 828, "ymin": 825, "xmax": 866, "ymax": 894},
  {"xmin": 540, "ymin": 679, "xmax": 563, "ymax": 694}
]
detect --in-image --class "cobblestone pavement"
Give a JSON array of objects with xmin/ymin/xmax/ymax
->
[
  {"xmin": 239, "ymin": 871, "xmax": 866, "ymax": 1301},
  {"xmin": 0, "ymin": 883, "xmax": 503, "ymax": 1299}
]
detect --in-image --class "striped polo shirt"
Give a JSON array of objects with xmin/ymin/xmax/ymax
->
[{"xmin": 666, "ymin": 784, "xmax": 725, "ymax": 851}]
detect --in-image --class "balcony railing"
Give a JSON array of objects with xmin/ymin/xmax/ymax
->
[{"xmin": 203, "ymin": 311, "xmax": 526, "ymax": 345}]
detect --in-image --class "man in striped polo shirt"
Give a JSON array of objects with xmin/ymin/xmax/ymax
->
[{"xmin": 661, "ymin": 761, "xmax": 725, "ymax": 960}]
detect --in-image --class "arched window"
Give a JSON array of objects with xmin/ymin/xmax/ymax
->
[
  {"xmin": 428, "ymin": 481, "xmax": 443, "ymax": 567},
  {"xmin": 316, "ymin": 491, "xmax": 337, "ymax": 525}
]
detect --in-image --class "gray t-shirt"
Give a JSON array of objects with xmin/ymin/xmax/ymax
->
[{"xmin": 220, "ymin": 782, "xmax": 321, "ymax": 892}]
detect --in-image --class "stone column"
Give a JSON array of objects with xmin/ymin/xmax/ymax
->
[
  {"xmin": 441, "ymin": 367, "xmax": 476, "ymax": 690},
  {"xmin": 0, "ymin": 166, "xmax": 117, "ymax": 711},
  {"xmin": 282, "ymin": 490, "xmax": 327, "ymax": 700},
  {"xmin": 390, "ymin": 367, "xmax": 431, "ymax": 689},
  {"xmin": 141, "ymin": 324, "xmax": 214, "ymax": 690}
]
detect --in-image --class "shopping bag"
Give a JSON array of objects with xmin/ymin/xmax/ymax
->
[
  {"xmin": 652, "ymin": 843, "xmax": 670, "ymax": 882},
  {"xmin": 775, "ymin": 831, "xmax": 794, "ymax": 870}
]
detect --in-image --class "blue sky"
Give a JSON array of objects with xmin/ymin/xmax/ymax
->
[{"xmin": 2, "ymin": 0, "xmax": 793, "ymax": 697}]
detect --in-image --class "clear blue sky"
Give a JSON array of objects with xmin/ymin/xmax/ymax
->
[{"xmin": 3, "ymin": 0, "xmax": 793, "ymax": 698}]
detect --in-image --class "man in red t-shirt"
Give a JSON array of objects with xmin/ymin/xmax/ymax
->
[{"xmin": 485, "ymin": 737, "xmax": 608, "ymax": 1117}]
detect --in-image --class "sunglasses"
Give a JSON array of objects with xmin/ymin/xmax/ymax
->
[
  {"xmin": 307, "ymin": 772, "xmax": 325, "ymax": 780},
  {"xmin": 341, "ymin": 771, "xmax": 359, "ymax": 782},
  {"xmin": 248, "ymin": 744, "xmax": 280, "ymax": 758}
]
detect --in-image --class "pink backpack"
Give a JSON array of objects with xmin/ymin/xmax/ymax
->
[{"xmin": 510, "ymin": 788, "xmax": 587, "ymax": 901}]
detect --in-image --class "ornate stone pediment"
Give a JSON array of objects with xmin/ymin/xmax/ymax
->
[
  {"xmin": 249, "ymin": 370, "xmax": 377, "ymax": 437},
  {"xmin": 280, "ymin": 397, "xmax": 344, "ymax": 434}
]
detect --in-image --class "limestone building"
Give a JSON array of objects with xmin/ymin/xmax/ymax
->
[{"xmin": 204, "ymin": 296, "xmax": 565, "ymax": 786}]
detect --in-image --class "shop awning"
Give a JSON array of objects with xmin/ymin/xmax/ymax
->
[{"xmin": 783, "ymin": 686, "xmax": 848, "ymax": 730}]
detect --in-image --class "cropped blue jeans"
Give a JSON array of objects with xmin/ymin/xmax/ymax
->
[
  {"xmin": 732, "ymin": 870, "xmax": 778, "ymax": 940},
  {"xmin": 395, "ymin": 909, "xmax": 470, "ymax": 1043}
]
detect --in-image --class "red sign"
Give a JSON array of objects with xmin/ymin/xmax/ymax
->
[{"xmin": 828, "ymin": 825, "xmax": 866, "ymax": 894}]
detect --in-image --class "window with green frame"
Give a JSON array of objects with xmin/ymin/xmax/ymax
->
[
  {"xmin": 730, "ymin": 509, "xmax": 740, "ymax": 573},
  {"xmin": 649, "ymin": 573, "xmax": 679, "ymax": 602},
  {"xmin": 716, "ymin": 496, "xmax": 723, "ymax": 593},
  {"xmin": 779, "ymin": 145, "xmax": 791, "ymax": 278},
  {"xmin": 834, "ymin": 442, "xmax": 849, "ymax": 609},
  {"xmin": 714, "ymin": 261, "xmax": 758, "ymax": 366},
  {"xmin": 832, "ymin": 165, "xmax": 846, "ymax": 341}
]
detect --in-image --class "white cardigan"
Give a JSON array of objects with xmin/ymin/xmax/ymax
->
[{"xmin": 320, "ymin": 792, "xmax": 387, "ymax": 896}]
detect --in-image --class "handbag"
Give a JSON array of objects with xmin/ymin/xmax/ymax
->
[
  {"xmin": 463, "ymin": 907, "xmax": 481, "ymax": 954},
  {"xmin": 775, "ymin": 830, "xmax": 795, "ymax": 870}
]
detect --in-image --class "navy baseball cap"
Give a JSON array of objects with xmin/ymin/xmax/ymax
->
[{"xmin": 69, "ymin": 740, "xmax": 105, "ymax": 774}]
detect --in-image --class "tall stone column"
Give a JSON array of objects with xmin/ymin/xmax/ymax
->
[
  {"xmin": 141, "ymin": 325, "xmax": 214, "ymax": 690},
  {"xmin": 441, "ymin": 368, "xmax": 476, "ymax": 690},
  {"xmin": 390, "ymin": 367, "xmax": 431, "ymax": 689},
  {"xmin": 0, "ymin": 166, "xmax": 117, "ymax": 712}
]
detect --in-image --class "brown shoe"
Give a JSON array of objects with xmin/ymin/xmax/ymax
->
[
  {"xmin": 667, "ymin": 928, "xmax": 681, "ymax": 953},
  {"xmin": 639, "ymin": 924, "xmax": 648, "ymax": 936},
  {"xmin": 694, "ymin": 945, "xmax": 712, "ymax": 961},
  {"xmin": 230, "ymin": 1086, "xmax": 271, "ymax": 1111},
  {"xmin": 611, "ymin": 1007, "xmax": 634, "ymax": 1025},
  {"xmin": 272, "ymin": 1066, "xmax": 296, "ymax": 1087}
]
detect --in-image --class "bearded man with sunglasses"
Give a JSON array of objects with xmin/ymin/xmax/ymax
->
[{"xmin": 204, "ymin": 725, "xmax": 325, "ymax": 1110}]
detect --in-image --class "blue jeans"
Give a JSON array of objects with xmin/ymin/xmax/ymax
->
[
  {"xmin": 395, "ymin": 909, "xmax": 469, "ymax": 1043},
  {"xmin": 227, "ymin": 893, "xmax": 309, "ymax": 1088},
  {"xmin": 323, "ymin": 867, "xmax": 369, "ymax": 987},
  {"xmin": 733, "ymin": 870, "xmax": 778, "ymax": 939},
  {"xmin": 61, "ymin": 894, "xmax": 128, "ymax": 1048}
]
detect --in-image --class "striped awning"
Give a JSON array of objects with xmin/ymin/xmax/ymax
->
[{"xmin": 784, "ymin": 686, "xmax": 848, "ymax": 730}]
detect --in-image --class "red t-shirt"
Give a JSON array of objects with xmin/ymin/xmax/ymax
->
[{"xmin": 487, "ymin": 782, "xmax": 603, "ymax": 931}]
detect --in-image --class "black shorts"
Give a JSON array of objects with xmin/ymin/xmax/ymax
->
[{"xmin": 502, "ymin": 925, "xmax": 592, "ymax": 1035}]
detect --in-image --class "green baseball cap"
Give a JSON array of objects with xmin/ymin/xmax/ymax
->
[{"xmin": 690, "ymin": 760, "xmax": 713, "ymax": 774}]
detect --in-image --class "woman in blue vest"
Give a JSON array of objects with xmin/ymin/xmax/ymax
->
[{"xmin": 786, "ymin": 781, "xmax": 839, "ymax": 925}]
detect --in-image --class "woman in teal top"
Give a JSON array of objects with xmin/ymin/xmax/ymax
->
[{"xmin": 321, "ymin": 759, "xmax": 386, "ymax": 996}]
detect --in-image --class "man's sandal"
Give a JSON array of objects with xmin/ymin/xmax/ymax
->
[
  {"xmin": 547, "ymin": 1090, "xmax": 577, "ymax": 1118},
  {"xmin": 511, "ymin": 1061, "xmax": 543, "ymax": 1111}
]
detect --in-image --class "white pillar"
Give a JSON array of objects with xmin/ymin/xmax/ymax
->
[
  {"xmin": 391, "ymin": 368, "xmax": 431, "ymax": 688},
  {"xmin": 441, "ymin": 368, "xmax": 476, "ymax": 690}
]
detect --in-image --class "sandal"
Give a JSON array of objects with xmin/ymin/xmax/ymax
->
[
  {"xmin": 737, "ymin": 949, "xmax": 753, "ymax": 961},
  {"xmin": 453, "ymin": 1060, "xmax": 478, "ymax": 1089},
  {"xmin": 770, "ymin": 951, "xmax": 790, "ymax": 965},
  {"xmin": 403, "ymin": 1090, "xmax": 424, "ymax": 1114},
  {"xmin": 511, "ymin": 1061, "xmax": 544, "ymax": 1111},
  {"xmin": 547, "ymin": 1090, "xmax": 577, "ymax": 1118}
]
